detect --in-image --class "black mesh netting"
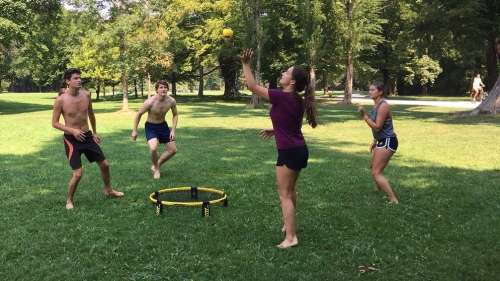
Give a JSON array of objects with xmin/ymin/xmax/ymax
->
[{"xmin": 153, "ymin": 189, "xmax": 224, "ymax": 203}]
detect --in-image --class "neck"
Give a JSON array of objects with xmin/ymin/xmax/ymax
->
[
  {"xmin": 283, "ymin": 85, "xmax": 295, "ymax": 93},
  {"xmin": 68, "ymin": 87, "xmax": 79, "ymax": 96},
  {"xmin": 373, "ymin": 96, "xmax": 383, "ymax": 104}
]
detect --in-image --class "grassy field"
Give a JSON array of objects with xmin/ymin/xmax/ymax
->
[{"xmin": 1, "ymin": 92, "xmax": 499, "ymax": 281}]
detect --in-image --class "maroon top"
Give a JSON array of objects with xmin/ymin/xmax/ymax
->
[{"xmin": 268, "ymin": 89, "xmax": 306, "ymax": 150}]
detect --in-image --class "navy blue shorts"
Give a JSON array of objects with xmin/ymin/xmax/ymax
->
[
  {"xmin": 376, "ymin": 136, "xmax": 398, "ymax": 152},
  {"xmin": 276, "ymin": 146, "xmax": 309, "ymax": 171},
  {"xmin": 145, "ymin": 121, "xmax": 172, "ymax": 143}
]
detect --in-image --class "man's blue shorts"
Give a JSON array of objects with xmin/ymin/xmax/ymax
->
[{"xmin": 145, "ymin": 121, "xmax": 172, "ymax": 144}]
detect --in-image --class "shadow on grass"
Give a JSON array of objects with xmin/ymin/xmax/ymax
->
[
  {"xmin": 0, "ymin": 126, "xmax": 499, "ymax": 280},
  {"xmin": 0, "ymin": 99, "xmax": 53, "ymax": 115}
]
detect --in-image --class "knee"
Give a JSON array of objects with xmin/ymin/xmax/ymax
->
[
  {"xmin": 99, "ymin": 160, "xmax": 109, "ymax": 170},
  {"xmin": 371, "ymin": 169, "xmax": 381, "ymax": 179},
  {"xmin": 277, "ymin": 187, "xmax": 293, "ymax": 200},
  {"xmin": 73, "ymin": 169, "xmax": 83, "ymax": 179},
  {"xmin": 149, "ymin": 147, "xmax": 157, "ymax": 154},
  {"xmin": 170, "ymin": 147, "xmax": 177, "ymax": 155}
]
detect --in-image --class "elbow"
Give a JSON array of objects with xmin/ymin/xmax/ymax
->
[{"xmin": 246, "ymin": 82, "xmax": 257, "ymax": 92}]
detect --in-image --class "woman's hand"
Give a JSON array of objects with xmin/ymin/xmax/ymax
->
[
  {"xmin": 358, "ymin": 105, "xmax": 367, "ymax": 119},
  {"xmin": 240, "ymin": 49, "xmax": 254, "ymax": 65},
  {"xmin": 259, "ymin": 129, "xmax": 275, "ymax": 140}
]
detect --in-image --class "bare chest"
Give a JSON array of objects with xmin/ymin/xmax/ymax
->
[
  {"xmin": 62, "ymin": 97, "xmax": 89, "ymax": 118},
  {"xmin": 150, "ymin": 100, "xmax": 172, "ymax": 115}
]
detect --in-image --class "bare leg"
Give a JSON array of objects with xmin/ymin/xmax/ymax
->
[
  {"xmin": 282, "ymin": 185, "xmax": 298, "ymax": 234},
  {"xmin": 371, "ymin": 148, "xmax": 398, "ymax": 203},
  {"xmin": 97, "ymin": 160, "xmax": 124, "ymax": 198},
  {"xmin": 147, "ymin": 138, "xmax": 160, "ymax": 179},
  {"xmin": 66, "ymin": 168, "xmax": 82, "ymax": 209},
  {"xmin": 369, "ymin": 156, "xmax": 382, "ymax": 191},
  {"xmin": 276, "ymin": 165, "xmax": 300, "ymax": 248},
  {"xmin": 158, "ymin": 141, "xmax": 177, "ymax": 168}
]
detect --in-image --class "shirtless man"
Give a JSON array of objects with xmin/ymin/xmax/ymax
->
[
  {"xmin": 52, "ymin": 68, "xmax": 124, "ymax": 209},
  {"xmin": 131, "ymin": 80, "xmax": 178, "ymax": 179}
]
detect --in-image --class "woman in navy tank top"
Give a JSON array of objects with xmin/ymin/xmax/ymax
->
[
  {"xmin": 358, "ymin": 82, "xmax": 399, "ymax": 204},
  {"xmin": 241, "ymin": 49, "xmax": 318, "ymax": 248}
]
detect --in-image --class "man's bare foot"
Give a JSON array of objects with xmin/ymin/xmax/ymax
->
[
  {"xmin": 151, "ymin": 166, "xmax": 160, "ymax": 180},
  {"xmin": 104, "ymin": 189, "xmax": 124, "ymax": 198},
  {"xmin": 277, "ymin": 237, "xmax": 298, "ymax": 249},
  {"xmin": 66, "ymin": 201, "xmax": 74, "ymax": 210},
  {"xmin": 388, "ymin": 198, "xmax": 399, "ymax": 204}
]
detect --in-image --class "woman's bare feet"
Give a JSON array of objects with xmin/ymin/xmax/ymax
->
[
  {"xmin": 65, "ymin": 201, "xmax": 74, "ymax": 210},
  {"xmin": 151, "ymin": 165, "xmax": 160, "ymax": 179},
  {"xmin": 277, "ymin": 237, "xmax": 298, "ymax": 249},
  {"xmin": 104, "ymin": 189, "xmax": 125, "ymax": 198}
]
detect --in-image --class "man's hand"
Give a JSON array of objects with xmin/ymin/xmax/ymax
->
[
  {"xmin": 92, "ymin": 133, "xmax": 101, "ymax": 144},
  {"xmin": 169, "ymin": 130, "xmax": 176, "ymax": 141},
  {"xmin": 72, "ymin": 128, "xmax": 86, "ymax": 142}
]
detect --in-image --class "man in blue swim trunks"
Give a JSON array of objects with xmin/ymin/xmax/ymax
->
[{"xmin": 131, "ymin": 80, "xmax": 178, "ymax": 179}]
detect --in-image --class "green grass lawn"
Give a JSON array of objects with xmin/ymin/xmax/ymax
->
[{"xmin": 1, "ymin": 92, "xmax": 499, "ymax": 281}]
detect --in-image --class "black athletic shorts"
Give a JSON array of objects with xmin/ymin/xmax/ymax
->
[
  {"xmin": 375, "ymin": 136, "xmax": 398, "ymax": 152},
  {"xmin": 276, "ymin": 145, "xmax": 309, "ymax": 171},
  {"xmin": 63, "ymin": 131, "xmax": 106, "ymax": 170}
]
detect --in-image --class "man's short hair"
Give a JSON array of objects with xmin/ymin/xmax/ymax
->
[
  {"xmin": 64, "ymin": 68, "xmax": 81, "ymax": 81},
  {"xmin": 155, "ymin": 80, "xmax": 169, "ymax": 91}
]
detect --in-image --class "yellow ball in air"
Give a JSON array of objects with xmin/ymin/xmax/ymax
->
[{"xmin": 223, "ymin": 28, "xmax": 234, "ymax": 38}]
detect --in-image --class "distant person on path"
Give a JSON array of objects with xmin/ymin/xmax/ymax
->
[{"xmin": 471, "ymin": 74, "xmax": 486, "ymax": 102}]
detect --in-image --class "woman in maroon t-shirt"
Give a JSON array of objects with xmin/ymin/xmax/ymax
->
[{"xmin": 241, "ymin": 49, "xmax": 318, "ymax": 249}]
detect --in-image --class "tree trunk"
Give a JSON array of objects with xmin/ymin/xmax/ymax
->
[
  {"xmin": 119, "ymin": 32, "xmax": 128, "ymax": 110},
  {"xmin": 343, "ymin": 0, "xmax": 354, "ymax": 104},
  {"xmin": 141, "ymin": 78, "xmax": 144, "ymax": 97},
  {"xmin": 323, "ymin": 70, "xmax": 329, "ymax": 96},
  {"xmin": 382, "ymin": 68, "xmax": 395, "ymax": 96},
  {"xmin": 198, "ymin": 63, "xmax": 204, "ymax": 97},
  {"xmin": 344, "ymin": 50, "xmax": 353, "ymax": 104},
  {"xmin": 421, "ymin": 84, "xmax": 428, "ymax": 96},
  {"xmin": 0, "ymin": 78, "xmax": 2, "ymax": 93},
  {"xmin": 96, "ymin": 84, "xmax": 100, "ymax": 100},
  {"xmin": 172, "ymin": 73, "xmax": 177, "ymax": 96},
  {"xmin": 147, "ymin": 73, "xmax": 152, "ymax": 97},
  {"xmin": 223, "ymin": 76, "xmax": 237, "ymax": 98},
  {"xmin": 134, "ymin": 79, "xmax": 138, "ymax": 99},
  {"xmin": 103, "ymin": 85, "xmax": 106, "ymax": 97},
  {"xmin": 485, "ymin": 34, "xmax": 499, "ymax": 91},
  {"xmin": 112, "ymin": 85, "xmax": 115, "ymax": 96},
  {"xmin": 250, "ymin": 0, "xmax": 262, "ymax": 108},
  {"xmin": 468, "ymin": 76, "xmax": 500, "ymax": 115}
]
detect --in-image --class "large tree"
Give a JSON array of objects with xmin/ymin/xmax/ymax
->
[{"xmin": 334, "ymin": 0, "xmax": 385, "ymax": 104}]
